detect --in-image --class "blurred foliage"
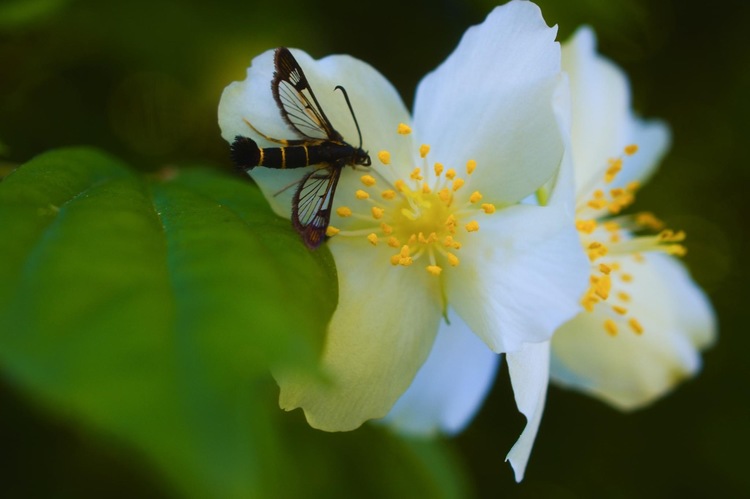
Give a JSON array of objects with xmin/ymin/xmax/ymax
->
[{"xmin": 0, "ymin": 0, "xmax": 748, "ymax": 497}]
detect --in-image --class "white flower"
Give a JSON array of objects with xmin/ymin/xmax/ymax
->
[
  {"xmin": 549, "ymin": 27, "xmax": 716, "ymax": 410},
  {"xmin": 379, "ymin": 23, "xmax": 717, "ymax": 481},
  {"xmin": 218, "ymin": 0, "xmax": 588, "ymax": 480}
]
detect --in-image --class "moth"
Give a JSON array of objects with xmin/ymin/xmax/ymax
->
[{"xmin": 231, "ymin": 47, "xmax": 371, "ymax": 249}]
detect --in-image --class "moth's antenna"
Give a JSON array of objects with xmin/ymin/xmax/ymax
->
[{"xmin": 334, "ymin": 85, "xmax": 363, "ymax": 149}]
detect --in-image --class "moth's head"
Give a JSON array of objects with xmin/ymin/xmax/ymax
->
[{"xmin": 356, "ymin": 149, "xmax": 372, "ymax": 167}]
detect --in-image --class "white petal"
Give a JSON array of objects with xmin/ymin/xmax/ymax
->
[
  {"xmin": 445, "ymin": 204, "xmax": 589, "ymax": 353},
  {"xmin": 381, "ymin": 309, "xmax": 500, "ymax": 436},
  {"xmin": 550, "ymin": 253, "xmax": 716, "ymax": 410},
  {"xmin": 562, "ymin": 27, "xmax": 670, "ymax": 202},
  {"xmin": 276, "ymin": 237, "xmax": 442, "ymax": 431},
  {"xmin": 505, "ymin": 341, "xmax": 550, "ymax": 482},
  {"xmin": 218, "ymin": 48, "xmax": 412, "ymax": 218},
  {"xmin": 413, "ymin": 1, "xmax": 563, "ymax": 204}
]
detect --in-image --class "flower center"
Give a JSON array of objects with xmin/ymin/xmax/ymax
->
[
  {"xmin": 574, "ymin": 144, "xmax": 686, "ymax": 337},
  {"xmin": 327, "ymin": 123, "xmax": 495, "ymax": 276}
]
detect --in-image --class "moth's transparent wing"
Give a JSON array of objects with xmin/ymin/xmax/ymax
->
[
  {"xmin": 291, "ymin": 167, "xmax": 341, "ymax": 249},
  {"xmin": 272, "ymin": 47, "xmax": 343, "ymax": 142}
]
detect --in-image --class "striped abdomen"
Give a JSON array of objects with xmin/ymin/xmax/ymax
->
[{"xmin": 231, "ymin": 135, "xmax": 360, "ymax": 171}]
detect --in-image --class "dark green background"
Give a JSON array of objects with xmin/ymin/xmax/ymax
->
[{"xmin": 1, "ymin": 0, "xmax": 746, "ymax": 497}]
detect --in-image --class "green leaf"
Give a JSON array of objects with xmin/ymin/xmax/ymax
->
[
  {"xmin": 0, "ymin": 147, "xmax": 471, "ymax": 498},
  {"xmin": 0, "ymin": 147, "xmax": 337, "ymax": 498}
]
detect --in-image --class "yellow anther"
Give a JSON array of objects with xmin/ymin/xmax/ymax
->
[
  {"xmin": 407, "ymin": 234, "xmax": 417, "ymax": 245},
  {"xmin": 434, "ymin": 162, "xmax": 444, "ymax": 176},
  {"xmin": 599, "ymin": 263, "xmax": 612, "ymax": 275},
  {"xmin": 603, "ymin": 221, "xmax": 620, "ymax": 232},
  {"xmin": 635, "ymin": 212, "xmax": 664, "ymax": 230},
  {"xmin": 422, "ymin": 183, "xmax": 432, "ymax": 194},
  {"xmin": 626, "ymin": 181, "xmax": 640, "ymax": 192},
  {"xmin": 610, "ymin": 233, "xmax": 621, "ymax": 243},
  {"xmin": 419, "ymin": 144, "xmax": 430, "ymax": 158},
  {"xmin": 355, "ymin": 189, "xmax": 370, "ymax": 200},
  {"xmin": 629, "ymin": 317, "xmax": 644, "ymax": 334},
  {"xmin": 371, "ymin": 206, "xmax": 384, "ymax": 219},
  {"xmin": 336, "ymin": 206, "xmax": 352, "ymax": 217},
  {"xmin": 633, "ymin": 252, "xmax": 645, "ymax": 263},
  {"xmin": 381, "ymin": 222, "xmax": 393, "ymax": 235},
  {"xmin": 667, "ymin": 245, "xmax": 687, "ymax": 256},
  {"xmin": 624, "ymin": 144, "xmax": 639, "ymax": 156},
  {"xmin": 594, "ymin": 274, "xmax": 611, "ymax": 300},
  {"xmin": 447, "ymin": 253, "xmax": 460, "ymax": 267},
  {"xmin": 410, "ymin": 168, "xmax": 423, "ymax": 181},
  {"xmin": 466, "ymin": 159, "xmax": 477, "ymax": 175},
  {"xmin": 438, "ymin": 188, "xmax": 451, "ymax": 204},
  {"xmin": 378, "ymin": 150, "xmax": 391, "ymax": 165},
  {"xmin": 621, "ymin": 273, "xmax": 633, "ymax": 283},
  {"xmin": 400, "ymin": 245, "xmax": 411, "ymax": 258},
  {"xmin": 452, "ymin": 178, "xmax": 465, "ymax": 191},
  {"xmin": 367, "ymin": 233, "xmax": 379, "ymax": 246},
  {"xmin": 581, "ymin": 295, "xmax": 598, "ymax": 312},
  {"xmin": 610, "ymin": 188, "xmax": 624, "ymax": 198},
  {"xmin": 604, "ymin": 319, "xmax": 618, "ymax": 336},
  {"xmin": 445, "ymin": 168, "xmax": 456, "ymax": 180},
  {"xmin": 390, "ymin": 254, "xmax": 401, "ymax": 266},
  {"xmin": 469, "ymin": 191, "xmax": 483, "ymax": 204},
  {"xmin": 481, "ymin": 203, "xmax": 496, "ymax": 214},
  {"xmin": 387, "ymin": 236, "xmax": 400, "ymax": 248},
  {"xmin": 444, "ymin": 214, "xmax": 458, "ymax": 233},
  {"xmin": 426, "ymin": 265, "xmax": 442, "ymax": 276},
  {"xmin": 618, "ymin": 291, "xmax": 631, "ymax": 302},
  {"xmin": 394, "ymin": 179, "xmax": 407, "ymax": 192},
  {"xmin": 360, "ymin": 175, "xmax": 376, "ymax": 186},
  {"xmin": 397, "ymin": 123, "xmax": 412, "ymax": 135},
  {"xmin": 418, "ymin": 232, "xmax": 429, "ymax": 244},
  {"xmin": 465, "ymin": 220, "xmax": 479, "ymax": 232},
  {"xmin": 658, "ymin": 229, "xmax": 686, "ymax": 242},
  {"xmin": 326, "ymin": 226, "xmax": 340, "ymax": 236},
  {"xmin": 588, "ymin": 199, "xmax": 607, "ymax": 210},
  {"xmin": 576, "ymin": 219, "xmax": 597, "ymax": 234},
  {"xmin": 612, "ymin": 305, "xmax": 628, "ymax": 315},
  {"xmin": 594, "ymin": 189, "xmax": 605, "ymax": 199},
  {"xmin": 400, "ymin": 256, "xmax": 413, "ymax": 266},
  {"xmin": 381, "ymin": 189, "xmax": 397, "ymax": 200}
]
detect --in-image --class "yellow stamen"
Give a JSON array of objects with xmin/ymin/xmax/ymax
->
[
  {"xmin": 381, "ymin": 189, "xmax": 397, "ymax": 200},
  {"xmin": 576, "ymin": 219, "xmax": 597, "ymax": 234},
  {"xmin": 326, "ymin": 226, "xmax": 340, "ymax": 236},
  {"xmin": 390, "ymin": 254, "xmax": 401, "ymax": 266},
  {"xmin": 469, "ymin": 191, "xmax": 483, "ymax": 203},
  {"xmin": 618, "ymin": 291, "xmax": 631, "ymax": 302},
  {"xmin": 426, "ymin": 265, "xmax": 442, "ymax": 276},
  {"xmin": 481, "ymin": 203, "xmax": 496, "ymax": 214},
  {"xmin": 465, "ymin": 220, "xmax": 479, "ymax": 232},
  {"xmin": 612, "ymin": 305, "xmax": 628, "ymax": 315},
  {"xmin": 434, "ymin": 162, "xmax": 444, "ymax": 176},
  {"xmin": 336, "ymin": 206, "xmax": 352, "ymax": 217},
  {"xmin": 624, "ymin": 144, "xmax": 639, "ymax": 156},
  {"xmin": 599, "ymin": 263, "xmax": 612, "ymax": 275},
  {"xmin": 604, "ymin": 319, "xmax": 618, "ymax": 336},
  {"xmin": 594, "ymin": 274, "xmax": 612, "ymax": 300},
  {"xmin": 397, "ymin": 123, "xmax": 412, "ymax": 135},
  {"xmin": 410, "ymin": 168, "xmax": 423, "ymax": 181},
  {"xmin": 394, "ymin": 179, "xmax": 407, "ymax": 192},
  {"xmin": 378, "ymin": 150, "xmax": 391, "ymax": 165},
  {"xmin": 621, "ymin": 273, "xmax": 633, "ymax": 283},
  {"xmin": 438, "ymin": 188, "xmax": 451, "ymax": 204},
  {"xmin": 381, "ymin": 222, "xmax": 393, "ymax": 235},
  {"xmin": 419, "ymin": 144, "xmax": 430, "ymax": 158},
  {"xmin": 452, "ymin": 178, "xmax": 465, "ymax": 191},
  {"xmin": 445, "ymin": 169, "xmax": 456, "ymax": 180},
  {"xmin": 447, "ymin": 253, "xmax": 459, "ymax": 266},
  {"xmin": 387, "ymin": 236, "xmax": 400, "ymax": 248},
  {"xmin": 367, "ymin": 233, "xmax": 378, "ymax": 246},
  {"xmin": 371, "ymin": 206, "xmax": 384, "ymax": 219},
  {"xmin": 629, "ymin": 317, "xmax": 644, "ymax": 334},
  {"xmin": 466, "ymin": 159, "xmax": 477, "ymax": 174},
  {"xmin": 360, "ymin": 175, "xmax": 376, "ymax": 186},
  {"xmin": 355, "ymin": 189, "xmax": 370, "ymax": 200},
  {"xmin": 422, "ymin": 183, "xmax": 432, "ymax": 194}
]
